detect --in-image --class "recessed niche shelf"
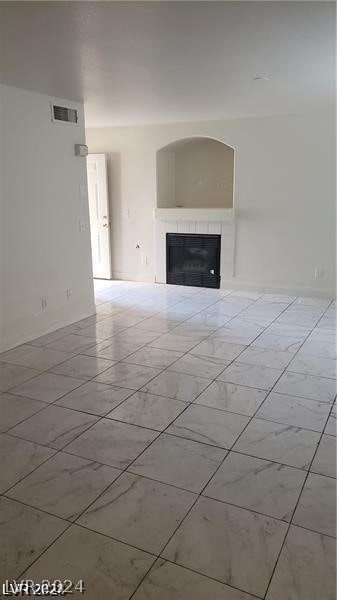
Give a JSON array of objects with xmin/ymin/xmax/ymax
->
[{"xmin": 156, "ymin": 137, "xmax": 235, "ymax": 210}]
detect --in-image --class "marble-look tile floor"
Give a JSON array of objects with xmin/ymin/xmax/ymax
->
[{"xmin": 0, "ymin": 280, "xmax": 336, "ymax": 599}]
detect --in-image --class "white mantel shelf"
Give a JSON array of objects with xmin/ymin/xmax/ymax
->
[{"xmin": 154, "ymin": 208, "xmax": 234, "ymax": 222}]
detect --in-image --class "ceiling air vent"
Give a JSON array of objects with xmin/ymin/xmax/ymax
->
[{"xmin": 52, "ymin": 104, "xmax": 78, "ymax": 124}]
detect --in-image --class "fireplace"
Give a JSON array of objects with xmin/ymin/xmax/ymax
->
[{"xmin": 166, "ymin": 233, "xmax": 221, "ymax": 288}]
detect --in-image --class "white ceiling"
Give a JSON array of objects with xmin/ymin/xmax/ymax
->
[{"xmin": 0, "ymin": 1, "xmax": 335, "ymax": 127}]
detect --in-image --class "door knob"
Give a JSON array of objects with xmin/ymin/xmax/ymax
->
[
  {"xmin": 210, "ymin": 269, "xmax": 215, "ymax": 275},
  {"xmin": 102, "ymin": 223, "xmax": 109, "ymax": 228}
]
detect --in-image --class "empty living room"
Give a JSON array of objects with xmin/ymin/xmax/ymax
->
[{"xmin": 0, "ymin": 1, "xmax": 336, "ymax": 599}]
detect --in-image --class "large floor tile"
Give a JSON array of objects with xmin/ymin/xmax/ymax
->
[
  {"xmin": 168, "ymin": 353, "xmax": 230, "ymax": 379},
  {"xmin": 113, "ymin": 328, "xmax": 161, "ymax": 346},
  {"xmin": 56, "ymin": 381, "xmax": 133, "ymax": 415},
  {"xmin": 293, "ymin": 297, "xmax": 331, "ymax": 308},
  {"xmin": 0, "ymin": 363, "xmax": 39, "ymax": 392},
  {"xmin": 0, "ymin": 345, "xmax": 74, "ymax": 369},
  {"xmin": 273, "ymin": 371, "xmax": 336, "ymax": 403},
  {"xmin": 234, "ymin": 313, "xmax": 276, "ymax": 327},
  {"xmin": 162, "ymin": 496, "xmax": 287, "ymax": 597},
  {"xmin": 51, "ymin": 355, "xmax": 115, "ymax": 379},
  {"xmin": 265, "ymin": 323, "xmax": 310, "ymax": 339},
  {"xmin": 252, "ymin": 333, "xmax": 303, "ymax": 353},
  {"xmin": 23, "ymin": 525, "xmax": 155, "ymax": 600},
  {"xmin": 130, "ymin": 434, "xmax": 226, "ymax": 493},
  {"xmin": 170, "ymin": 323, "xmax": 214, "ymax": 339},
  {"xmin": 46, "ymin": 334, "xmax": 96, "ymax": 353},
  {"xmin": 7, "ymin": 452, "xmax": 121, "ymax": 521},
  {"xmin": 190, "ymin": 339, "xmax": 246, "ymax": 361},
  {"xmin": 83, "ymin": 339, "xmax": 141, "ymax": 360},
  {"xmin": 204, "ymin": 452, "xmax": 306, "ymax": 520},
  {"xmin": 292, "ymin": 472, "xmax": 336, "ymax": 537},
  {"xmin": 65, "ymin": 418, "xmax": 158, "ymax": 468},
  {"xmin": 256, "ymin": 392, "xmax": 331, "ymax": 432},
  {"xmin": 107, "ymin": 313, "xmax": 147, "ymax": 328},
  {"xmin": 10, "ymin": 372, "xmax": 84, "ymax": 402},
  {"xmin": 233, "ymin": 418, "xmax": 320, "ymax": 469},
  {"xmin": 299, "ymin": 339, "xmax": 337, "ymax": 360},
  {"xmin": 30, "ymin": 327, "xmax": 76, "ymax": 347},
  {"xmin": 76, "ymin": 313, "xmax": 122, "ymax": 328},
  {"xmin": 166, "ymin": 404, "xmax": 249, "ymax": 449},
  {"xmin": 266, "ymin": 525, "xmax": 336, "ymax": 600},
  {"xmin": 0, "ymin": 433, "xmax": 55, "ymax": 493},
  {"xmin": 0, "ymin": 496, "xmax": 68, "ymax": 580},
  {"xmin": 238, "ymin": 347, "xmax": 294, "ymax": 369},
  {"xmin": 218, "ymin": 362, "xmax": 283, "ymax": 390},
  {"xmin": 288, "ymin": 354, "xmax": 337, "ymax": 379},
  {"xmin": 142, "ymin": 371, "xmax": 211, "ymax": 403},
  {"xmin": 149, "ymin": 333, "xmax": 200, "ymax": 352},
  {"xmin": 77, "ymin": 320, "xmax": 126, "ymax": 339},
  {"xmin": 211, "ymin": 319, "xmax": 264, "ymax": 344},
  {"xmin": 186, "ymin": 311, "xmax": 231, "ymax": 328},
  {"xmin": 133, "ymin": 558, "xmax": 256, "ymax": 600},
  {"xmin": 310, "ymin": 434, "xmax": 336, "ymax": 478},
  {"xmin": 316, "ymin": 315, "xmax": 337, "ymax": 330},
  {"xmin": 305, "ymin": 327, "xmax": 336, "ymax": 343},
  {"xmin": 136, "ymin": 316, "xmax": 182, "ymax": 332},
  {"xmin": 123, "ymin": 346, "xmax": 183, "ymax": 369},
  {"xmin": 94, "ymin": 363, "xmax": 161, "ymax": 390},
  {"xmin": 275, "ymin": 313, "xmax": 321, "ymax": 328},
  {"xmin": 8, "ymin": 405, "xmax": 98, "ymax": 449},
  {"xmin": 195, "ymin": 381, "xmax": 267, "ymax": 416},
  {"xmin": 325, "ymin": 404, "xmax": 336, "ymax": 435},
  {"xmin": 107, "ymin": 391, "xmax": 187, "ymax": 430},
  {"xmin": 78, "ymin": 472, "xmax": 196, "ymax": 554},
  {"xmin": 207, "ymin": 300, "xmax": 247, "ymax": 317},
  {"xmin": 0, "ymin": 392, "xmax": 45, "ymax": 431}
]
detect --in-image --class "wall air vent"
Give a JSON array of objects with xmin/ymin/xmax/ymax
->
[{"xmin": 52, "ymin": 104, "xmax": 78, "ymax": 124}]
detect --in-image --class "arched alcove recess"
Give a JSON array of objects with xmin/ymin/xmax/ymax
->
[{"xmin": 157, "ymin": 137, "xmax": 234, "ymax": 209}]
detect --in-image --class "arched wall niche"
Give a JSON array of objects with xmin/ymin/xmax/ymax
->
[{"xmin": 156, "ymin": 136, "xmax": 235, "ymax": 209}]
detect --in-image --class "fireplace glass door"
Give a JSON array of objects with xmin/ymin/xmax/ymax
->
[{"xmin": 166, "ymin": 233, "xmax": 221, "ymax": 288}]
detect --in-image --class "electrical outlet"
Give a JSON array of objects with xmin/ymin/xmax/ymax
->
[
  {"xmin": 79, "ymin": 219, "xmax": 86, "ymax": 232},
  {"xmin": 41, "ymin": 297, "xmax": 47, "ymax": 310},
  {"xmin": 314, "ymin": 268, "xmax": 325, "ymax": 280},
  {"xmin": 141, "ymin": 255, "xmax": 149, "ymax": 266},
  {"xmin": 66, "ymin": 289, "xmax": 72, "ymax": 300}
]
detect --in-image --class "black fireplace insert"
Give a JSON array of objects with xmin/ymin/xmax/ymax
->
[{"xmin": 166, "ymin": 233, "xmax": 221, "ymax": 288}]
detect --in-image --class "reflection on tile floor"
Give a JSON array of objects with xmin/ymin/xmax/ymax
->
[{"xmin": 0, "ymin": 280, "xmax": 336, "ymax": 599}]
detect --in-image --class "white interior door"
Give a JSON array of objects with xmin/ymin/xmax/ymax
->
[{"xmin": 87, "ymin": 153, "xmax": 112, "ymax": 279}]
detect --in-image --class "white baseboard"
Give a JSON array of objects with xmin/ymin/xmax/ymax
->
[
  {"xmin": 0, "ymin": 304, "xmax": 96, "ymax": 354},
  {"xmin": 111, "ymin": 271, "xmax": 155, "ymax": 283},
  {"xmin": 220, "ymin": 278, "xmax": 336, "ymax": 299},
  {"xmin": 112, "ymin": 272, "xmax": 335, "ymax": 299}
]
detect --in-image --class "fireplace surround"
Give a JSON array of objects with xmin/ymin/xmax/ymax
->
[{"xmin": 166, "ymin": 233, "xmax": 221, "ymax": 288}]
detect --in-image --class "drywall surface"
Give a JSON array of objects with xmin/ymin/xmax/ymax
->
[
  {"xmin": 1, "ymin": 84, "xmax": 95, "ymax": 352},
  {"xmin": 174, "ymin": 138, "xmax": 234, "ymax": 208},
  {"xmin": 86, "ymin": 110, "xmax": 336, "ymax": 297}
]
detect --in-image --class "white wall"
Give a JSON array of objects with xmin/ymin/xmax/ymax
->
[
  {"xmin": 0, "ymin": 84, "xmax": 95, "ymax": 352},
  {"xmin": 157, "ymin": 150, "xmax": 175, "ymax": 209},
  {"xmin": 86, "ymin": 110, "xmax": 336, "ymax": 297}
]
